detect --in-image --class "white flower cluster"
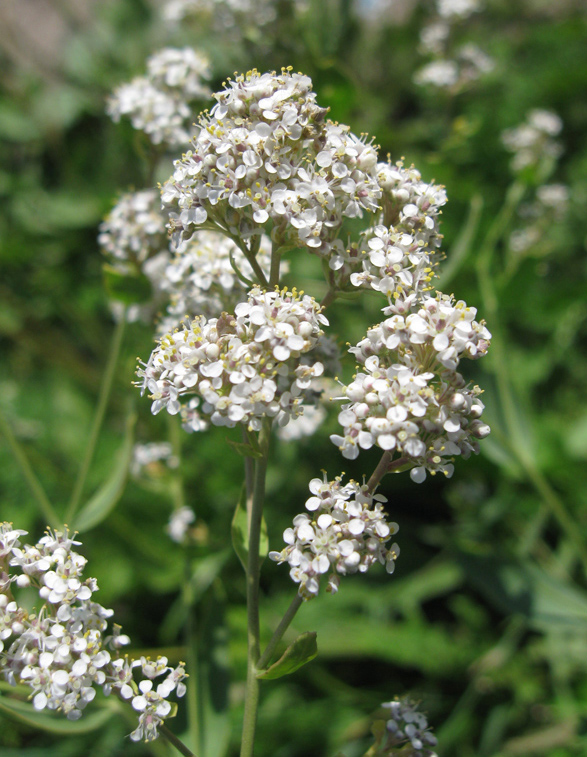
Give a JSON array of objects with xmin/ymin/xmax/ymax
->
[
  {"xmin": 331, "ymin": 294, "xmax": 491, "ymax": 481},
  {"xmin": 377, "ymin": 698, "xmax": 438, "ymax": 756},
  {"xmin": 166, "ymin": 507, "xmax": 196, "ymax": 543},
  {"xmin": 502, "ymin": 109, "xmax": 563, "ymax": 173},
  {"xmin": 107, "ymin": 47, "xmax": 211, "ymax": 146},
  {"xmin": 98, "ymin": 189, "xmax": 167, "ymax": 269},
  {"xmin": 415, "ymin": 44, "xmax": 494, "ymax": 91},
  {"xmin": 269, "ymin": 475, "xmax": 399, "ymax": 599},
  {"xmin": 508, "ymin": 183, "xmax": 570, "ymax": 255},
  {"xmin": 0, "ymin": 523, "xmax": 186, "ymax": 742},
  {"xmin": 137, "ymin": 286, "xmax": 328, "ymax": 432},
  {"xmin": 146, "ymin": 48, "xmax": 211, "ymax": 101},
  {"xmin": 158, "ymin": 231, "xmax": 274, "ymax": 331},
  {"xmin": 161, "ymin": 0, "xmax": 281, "ymax": 29},
  {"xmin": 416, "ymin": 0, "xmax": 493, "ymax": 92},
  {"xmin": 347, "ymin": 225, "xmax": 436, "ymax": 301},
  {"xmin": 437, "ymin": 0, "xmax": 481, "ymax": 20},
  {"xmin": 376, "ymin": 161, "xmax": 447, "ymax": 248},
  {"xmin": 131, "ymin": 442, "xmax": 179, "ymax": 478},
  {"xmin": 162, "ymin": 69, "xmax": 381, "ymax": 260}
]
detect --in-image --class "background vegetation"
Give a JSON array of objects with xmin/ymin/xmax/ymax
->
[{"xmin": 1, "ymin": 0, "xmax": 587, "ymax": 755}]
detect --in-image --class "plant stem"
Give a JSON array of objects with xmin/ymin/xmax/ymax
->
[
  {"xmin": 160, "ymin": 724, "xmax": 197, "ymax": 757},
  {"xmin": 320, "ymin": 287, "xmax": 338, "ymax": 310},
  {"xmin": 257, "ymin": 594, "xmax": 304, "ymax": 671},
  {"xmin": 65, "ymin": 316, "xmax": 126, "ymax": 524},
  {"xmin": 269, "ymin": 243, "xmax": 281, "ymax": 288},
  {"xmin": 0, "ymin": 406, "xmax": 61, "ymax": 528},
  {"xmin": 366, "ymin": 454, "xmax": 410, "ymax": 493},
  {"xmin": 240, "ymin": 419, "xmax": 271, "ymax": 757}
]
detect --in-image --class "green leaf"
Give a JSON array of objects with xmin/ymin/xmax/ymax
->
[
  {"xmin": 72, "ymin": 411, "xmax": 136, "ymax": 532},
  {"xmin": 231, "ymin": 485, "xmax": 269, "ymax": 572},
  {"xmin": 190, "ymin": 587, "xmax": 231, "ymax": 757},
  {"xmin": 256, "ymin": 631, "xmax": 318, "ymax": 679},
  {"xmin": 0, "ymin": 695, "xmax": 114, "ymax": 734},
  {"xmin": 458, "ymin": 551, "xmax": 587, "ymax": 632},
  {"xmin": 103, "ymin": 265, "xmax": 153, "ymax": 305}
]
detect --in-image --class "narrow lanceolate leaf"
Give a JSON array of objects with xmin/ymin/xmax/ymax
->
[
  {"xmin": 256, "ymin": 632, "xmax": 318, "ymax": 680},
  {"xmin": 72, "ymin": 411, "xmax": 136, "ymax": 532},
  {"xmin": 231, "ymin": 485, "xmax": 269, "ymax": 572},
  {"xmin": 0, "ymin": 695, "xmax": 114, "ymax": 734}
]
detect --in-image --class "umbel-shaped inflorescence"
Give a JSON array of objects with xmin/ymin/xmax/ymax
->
[
  {"xmin": 269, "ymin": 474, "xmax": 399, "ymax": 600},
  {"xmin": 135, "ymin": 67, "xmax": 492, "ymax": 604},
  {"xmin": 0, "ymin": 523, "xmax": 186, "ymax": 743},
  {"xmin": 331, "ymin": 292, "xmax": 491, "ymax": 482},
  {"xmin": 137, "ymin": 286, "xmax": 328, "ymax": 433},
  {"xmin": 162, "ymin": 67, "xmax": 381, "ymax": 259},
  {"xmin": 107, "ymin": 47, "xmax": 212, "ymax": 147}
]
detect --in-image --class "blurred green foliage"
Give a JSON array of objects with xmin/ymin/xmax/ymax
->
[{"xmin": 2, "ymin": 0, "xmax": 587, "ymax": 755}]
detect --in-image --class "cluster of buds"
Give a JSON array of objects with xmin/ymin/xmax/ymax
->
[
  {"xmin": 107, "ymin": 47, "xmax": 211, "ymax": 146},
  {"xmin": 137, "ymin": 286, "xmax": 328, "ymax": 432},
  {"xmin": 269, "ymin": 475, "xmax": 399, "ymax": 599},
  {"xmin": 162, "ymin": 68, "xmax": 381, "ymax": 260},
  {"xmin": 0, "ymin": 523, "xmax": 186, "ymax": 742},
  {"xmin": 331, "ymin": 294, "xmax": 491, "ymax": 481}
]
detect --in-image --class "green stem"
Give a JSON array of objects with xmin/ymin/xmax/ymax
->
[
  {"xmin": 168, "ymin": 414, "xmax": 187, "ymax": 512},
  {"xmin": 366, "ymin": 454, "xmax": 410, "ymax": 493},
  {"xmin": 240, "ymin": 420, "xmax": 271, "ymax": 757},
  {"xmin": 269, "ymin": 243, "xmax": 282, "ymax": 288},
  {"xmin": 159, "ymin": 723, "xmax": 197, "ymax": 757},
  {"xmin": 65, "ymin": 316, "xmax": 126, "ymax": 524},
  {"xmin": 0, "ymin": 405, "xmax": 60, "ymax": 528},
  {"xmin": 257, "ymin": 594, "xmax": 304, "ymax": 671},
  {"xmin": 320, "ymin": 288, "xmax": 338, "ymax": 310}
]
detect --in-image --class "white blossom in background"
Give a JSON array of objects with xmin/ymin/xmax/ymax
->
[
  {"xmin": 415, "ymin": 0, "xmax": 493, "ymax": 93},
  {"xmin": 374, "ymin": 698, "xmax": 439, "ymax": 756},
  {"xmin": 158, "ymin": 232, "xmax": 276, "ymax": 332},
  {"xmin": 161, "ymin": 0, "xmax": 279, "ymax": 28},
  {"xmin": 0, "ymin": 524, "xmax": 186, "ymax": 741},
  {"xmin": 166, "ymin": 507, "xmax": 196, "ymax": 543},
  {"xmin": 162, "ymin": 68, "xmax": 381, "ymax": 263},
  {"xmin": 137, "ymin": 286, "xmax": 328, "ymax": 432},
  {"xmin": 415, "ymin": 46, "xmax": 494, "ymax": 91},
  {"xmin": 437, "ymin": 0, "xmax": 481, "ymax": 20},
  {"xmin": 419, "ymin": 21, "xmax": 450, "ymax": 56},
  {"xmin": 502, "ymin": 109, "xmax": 563, "ymax": 172},
  {"xmin": 269, "ymin": 475, "xmax": 399, "ymax": 599},
  {"xmin": 331, "ymin": 294, "xmax": 491, "ymax": 481},
  {"xmin": 99, "ymin": 190, "xmax": 167, "ymax": 270},
  {"xmin": 536, "ymin": 183, "xmax": 570, "ymax": 219},
  {"xmin": 107, "ymin": 47, "xmax": 211, "ymax": 147},
  {"xmin": 414, "ymin": 59, "xmax": 459, "ymax": 89},
  {"xmin": 131, "ymin": 442, "xmax": 179, "ymax": 478},
  {"xmin": 146, "ymin": 48, "xmax": 211, "ymax": 100},
  {"xmin": 276, "ymin": 404, "xmax": 327, "ymax": 441},
  {"xmin": 507, "ymin": 183, "xmax": 570, "ymax": 255}
]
